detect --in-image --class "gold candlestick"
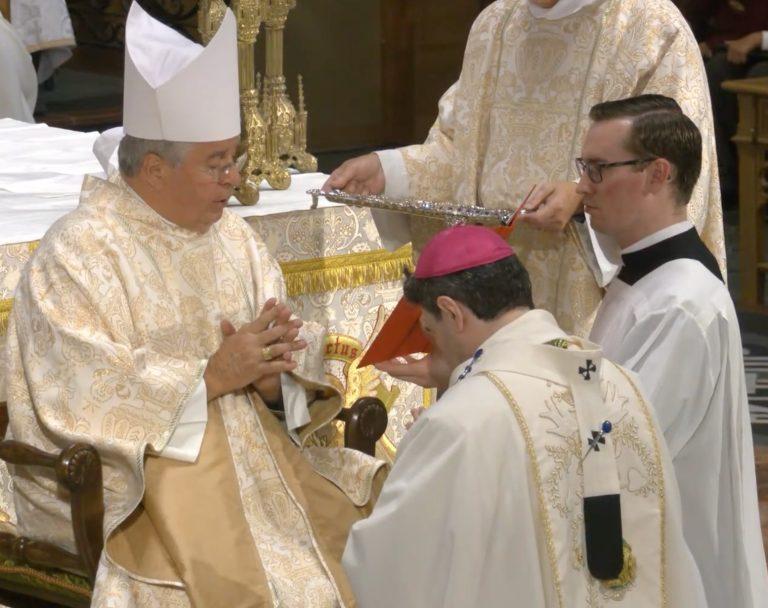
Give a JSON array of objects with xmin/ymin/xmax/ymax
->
[
  {"xmin": 199, "ymin": 0, "xmax": 315, "ymax": 204},
  {"xmin": 232, "ymin": 0, "xmax": 267, "ymax": 204},
  {"xmin": 262, "ymin": 0, "xmax": 317, "ymax": 181}
]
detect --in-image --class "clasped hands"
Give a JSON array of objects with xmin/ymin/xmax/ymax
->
[
  {"xmin": 203, "ymin": 298, "xmax": 307, "ymax": 404},
  {"xmin": 322, "ymin": 153, "xmax": 583, "ymax": 233}
]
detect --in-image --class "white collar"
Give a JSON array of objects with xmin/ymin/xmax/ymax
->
[
  {"xmin": 621, "ymin": 220, "xmax": 693, "ymax": 254},
  {"xmin": 447, "ymin": 309, "xmax": 568, "ymax": 386},
  {"xmin": 527, "ymin": 0, "xmax": 604, "ymax": 20}
]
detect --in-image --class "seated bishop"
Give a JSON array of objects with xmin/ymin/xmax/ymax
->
[
  {"xmin": 343, "ymin": 225, "xmax": 706, "ymax": 607},
  {"xmin": 2, "ymin": 3, "xmax": 385, "ymax": 607}
]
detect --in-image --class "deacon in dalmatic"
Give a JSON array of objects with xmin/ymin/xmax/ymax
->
[
  {"xmin": 580, "ymin": 95, "xmax": 768, "ymax": 608},
  {"xmin": 343, "ymin": 225, "xmax": 706, "ymax": 607},
  {"xmin": 3, "ymin": 4, "xmax": 385, "ymax": 607},
  {"xmin": 325, "ymin": 0, "xmax": 724, "ymax": 337}
]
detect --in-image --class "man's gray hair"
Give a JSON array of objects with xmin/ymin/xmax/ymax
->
[{"xmin": 118, "ymin": 135, "xmax": 192, "ymax": 177}]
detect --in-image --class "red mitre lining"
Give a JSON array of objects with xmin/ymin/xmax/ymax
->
[{"xmin": 359, "ymin": 224, "xmax": 517, "ymax": 367}]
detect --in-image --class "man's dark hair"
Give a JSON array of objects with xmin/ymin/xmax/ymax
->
[
  {"xmin": 403, "ymin": 254, "xmax": 533, "ymax": 320},
  {"xmin": 589, "ymin": 94, "xmax": 702, "ymax": 205}
]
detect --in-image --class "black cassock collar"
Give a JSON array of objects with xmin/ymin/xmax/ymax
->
[{"xmin": 618, "ymin": 227, "xmax": 723, "ymax": 286}]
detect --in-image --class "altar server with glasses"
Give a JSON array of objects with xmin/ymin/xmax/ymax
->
[{"xmin": 580, "ymin": 94, "xmax": 768, "ymax": 608}]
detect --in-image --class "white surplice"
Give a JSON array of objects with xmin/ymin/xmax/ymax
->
[
  {"xmin": 590, "ymin": 222, "xmax": 768, "ymax": 608},
  {"xmin": 343, "ymin": 309, "xmax": 705, "ymax": 608}
]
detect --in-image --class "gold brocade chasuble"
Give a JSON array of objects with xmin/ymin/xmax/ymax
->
[
  {"xmin": 402, "ymin": 0, "xmax": 725, "ymax": 336},
  {"xmin": 4, "ymin": 175, "xmax": 384, "ymax": 607}
]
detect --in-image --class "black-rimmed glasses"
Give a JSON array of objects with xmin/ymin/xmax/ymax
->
[{"xmin": 575, "ymin": 157, "xmax": 656, "ymax": 184}]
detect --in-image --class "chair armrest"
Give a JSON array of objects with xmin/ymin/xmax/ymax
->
[
  {"xmin": 0, "ymin": 532, "xmax": 83, "ymax": 575},
  {"xmin": 0, "ymin": 441, "xmax": 104, "ymax": 583},
  {"xmin": 335, "ymin": 397, "xmax": 388, "ymax": 457}
]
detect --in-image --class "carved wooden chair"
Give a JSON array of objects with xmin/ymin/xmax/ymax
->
[{"xmin": 0, "ymin": 397, "xmax": 387, "ymax": 607}]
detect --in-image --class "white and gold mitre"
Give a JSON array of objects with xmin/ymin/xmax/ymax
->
[{"xmin": 123, "ymin": 1, "xmax": 240, "ymax": 142}]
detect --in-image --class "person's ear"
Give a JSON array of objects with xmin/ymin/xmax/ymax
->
[
  {"xmin": 436, "ymin": 296, "xmax": 465, "ymax": 331},
  {"xmin": 140, "ymin": 153, "xmax": 169, "ymax": 190},
  {"xmin": 647, "ymin": 158, "xmax": 672, "ymax": 192}
]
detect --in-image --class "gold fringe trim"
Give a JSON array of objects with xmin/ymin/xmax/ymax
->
[
  {"xmin": 279, "ymin": 244, "xmax": 413, "ymax": 297},
  {"xmin": 0, "ymin": 298, "xmax": 12, "ymax": 336}
]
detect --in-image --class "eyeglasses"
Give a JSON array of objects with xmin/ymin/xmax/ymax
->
[
  {"xmin": 575, "ymin": 157, "xmax": 656, "ymax": 184},
  {"xmin": 200, "ymin": 153, "xmax": 247, "ymax": 182}
]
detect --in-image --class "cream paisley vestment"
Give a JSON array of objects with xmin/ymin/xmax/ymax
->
[
  {"xmin": 382, "ymin": 0, "xmax": 724, "ymax": 336},
  {"xmin": 3, "ymin": 174, "xmax": 385, "ymax": 607}
]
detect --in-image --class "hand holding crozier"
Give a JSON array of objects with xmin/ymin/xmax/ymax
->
[{"xmin": 203, "ymin": 298, "xmax": 307, "ymax": 402}]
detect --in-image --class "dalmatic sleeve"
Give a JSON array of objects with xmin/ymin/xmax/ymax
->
[
  {"xmin": 382, "ymin": 3, "xmax": 502, "ymax": 204},
  {"xmin": 369, "ymin": 84, "xmax": 462, "ymax": 249},
  {"xmin": 9, "ymin": 240, "xmax": 206, "ymax": 460},
  {"xmin": 641, "ymin": 17, "xmax": 726, "ymax": 275},
  {"xmin": 384, "ymin": 82, "xmax": 461, "ymax": 203}
]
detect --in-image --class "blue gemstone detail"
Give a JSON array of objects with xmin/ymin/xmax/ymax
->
[
  {"xmin": 601, "ymin": 420, "xmax": 613, "ymax": 434},
  {"xmin": 457, "ymin": 348, "xmax": 484, "ymax": 382}
]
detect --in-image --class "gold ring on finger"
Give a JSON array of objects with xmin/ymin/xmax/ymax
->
[{"xmin": 261, "ymin": 346, "xmax": 273, "ymax": 361}]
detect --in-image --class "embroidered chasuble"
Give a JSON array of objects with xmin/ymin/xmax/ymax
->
[
  {"xmin": 384, "ymin": 0, "xmax": 724, "ymax": 336},
  {"xmin": 343, "ymin": 310, "xmax": 706, "ymax": 607},
  {"xmin": 4, "ymin": 174, "xmax": 385, "ymax": 607}
]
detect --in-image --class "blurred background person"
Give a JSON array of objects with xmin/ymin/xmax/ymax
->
[
  {"xmin": 680, "ymin": 0, "xmax": 768, "ymax": 207},
  {"xmin": 0, "ymin": 9, "xmax": 37, "ymax": 122}
]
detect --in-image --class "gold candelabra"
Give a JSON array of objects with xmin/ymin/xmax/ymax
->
[{"xmin": 199, "ymin": 0, "xmax": 316, "ymax": 205}]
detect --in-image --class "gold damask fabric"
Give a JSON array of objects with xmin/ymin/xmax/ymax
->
[
  {"xmin": 401, "ymin": 0, "xmax": 724, "ymax": 337},
  {"xmin": 0, "ymin": 215, "xmax": 423, "ymax": 465},
  {"xmin": 3, "ymin": 175, "xmax": 384, "ymax": 607}
]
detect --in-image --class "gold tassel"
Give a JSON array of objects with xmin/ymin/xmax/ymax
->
[{"xmin": 279, "ymin": 244, "xmax": 413, "ymax": 297}]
